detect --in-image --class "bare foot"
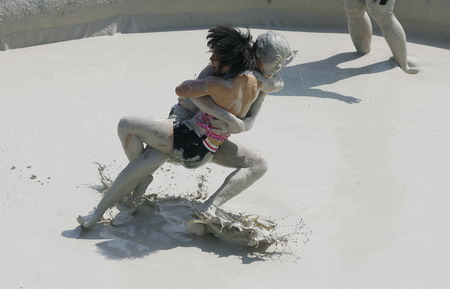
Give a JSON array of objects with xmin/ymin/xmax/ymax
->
[
  {"xmin": 77, "ymin": 211, "xmax": 101, "ymax": 229},
  {"xmin": 392, "ymin": 57, "xmax": 419, "ymax": 74},
  {"xmin": 402, "ymin": 64, "xmax": 419, "ymax": 74},
  {"xmin": 405, "ymin": 58, "xmax": 420, "ymax": 74},
  {"xmin": 185, "ymin": 203, "xmax": 217, "ymax": 236}
]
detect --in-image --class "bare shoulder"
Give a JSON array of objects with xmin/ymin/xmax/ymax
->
[
  {"xmin": 235, "ymin": 71, "xmax": 260, "ymax": 88},
  {"xmin": 252, "ymin": 70, "xmax": 283, "ymax": 93}
]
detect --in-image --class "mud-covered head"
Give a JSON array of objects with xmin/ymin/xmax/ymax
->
[
  {"xmin": 253, "ymin": 31, "xmax": 292, "ymax": 79},
  {"xmin": 206, "ymin": 25, "xmax": 255, "ymax": 77}
]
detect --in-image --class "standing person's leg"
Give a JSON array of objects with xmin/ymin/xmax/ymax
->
[
  {"xmin": 344, "ymin": 0, "xmax": 372, "ymax": 54},
  {"xmin": 200, "ymin": 139, "xmax": 268, "ymax": 212},
  {"xmin": 367, "ymin": 0, "xmax": 418, "ymax": 73}
]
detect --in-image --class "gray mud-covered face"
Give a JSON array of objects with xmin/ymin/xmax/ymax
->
[
  {"xmin": 255, "ymin": 31, "xmax": 292, "ymax": 79},
  {"xmin": 260, "ymin": 55, "xmax": 286, "ymax": 79}
]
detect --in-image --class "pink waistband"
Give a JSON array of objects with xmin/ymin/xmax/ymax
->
[{"xmin": 195, "ymin": 112, "xmax": 230, "ymax": 141}]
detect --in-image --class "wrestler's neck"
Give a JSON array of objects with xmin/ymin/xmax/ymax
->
[{"xmin": 212, "ymin": 64, "xmax": 233, "ymax": 78}]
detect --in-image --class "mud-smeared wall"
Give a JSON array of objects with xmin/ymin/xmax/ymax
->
[{"xmin": 1, "ymin": 0, "xmax": 448, "ymax": 50}]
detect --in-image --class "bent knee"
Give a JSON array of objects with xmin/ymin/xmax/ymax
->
[
  {"xmin": 117, "ymin": 116, "xmax": 135, "ymax": 137},
  {"xmin": 252, "ymin": 156, "xmax": 268, "ymax": 176},
  {"xmin": 118, "ymin": 116, "xmax": 131, "ymax": 131}
]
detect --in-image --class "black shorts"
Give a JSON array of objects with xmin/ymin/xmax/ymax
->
[{"xmin": 173, "ymin": 122, "xmax": 211, "ymax": 164}]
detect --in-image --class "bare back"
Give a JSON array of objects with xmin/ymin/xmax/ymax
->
[{"xmin": 208, "ymin": 73, "xmax": 259, "ymax": 118}]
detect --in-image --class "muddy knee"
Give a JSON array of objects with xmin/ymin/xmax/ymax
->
[
  {"xmin": 117, "ymin": 116, "xmax": 133, "ymax": 138},
  {"xmin": 251, "ymin": 156, "xmax": 268, "ymax": 178}
]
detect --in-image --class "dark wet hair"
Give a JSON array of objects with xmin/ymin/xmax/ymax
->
[{"xmin": 206, "ymin": 25, "xmax": 255, "ymax": 76}]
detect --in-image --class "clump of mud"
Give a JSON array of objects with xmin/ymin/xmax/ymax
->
[{"xmin": 189, "ymin": 209, "xmax": 280, "ymax": 247}]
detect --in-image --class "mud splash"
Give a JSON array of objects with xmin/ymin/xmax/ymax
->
[{"xmin": 92, "ymin": 162, "xmax": 311, "ymax": 253}]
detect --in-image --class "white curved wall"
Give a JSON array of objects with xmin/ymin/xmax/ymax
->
[{"xmin": 0, "ymin": 0, "xmax": 449, "ymax": 50}]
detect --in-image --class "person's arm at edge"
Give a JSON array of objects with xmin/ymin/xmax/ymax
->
[
  {"xmin": 240, "ymin": 91, "xmax": 266, "ymax": 131},
  {"xmin": 237, "ymin": 71, "xmax": 284, "ymax": 131}
]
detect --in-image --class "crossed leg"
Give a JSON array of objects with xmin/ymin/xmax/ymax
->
[
  {"xmin": 116, "ymin": 116, "xmax": 173, "ymax": 205},
  {"xmin": 77, "ymin": 116, "xmax": 173, "ymax": 228},
  {"xmin": 77, "ymin": 149, "xmax": 170, "ymax": 228}
]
